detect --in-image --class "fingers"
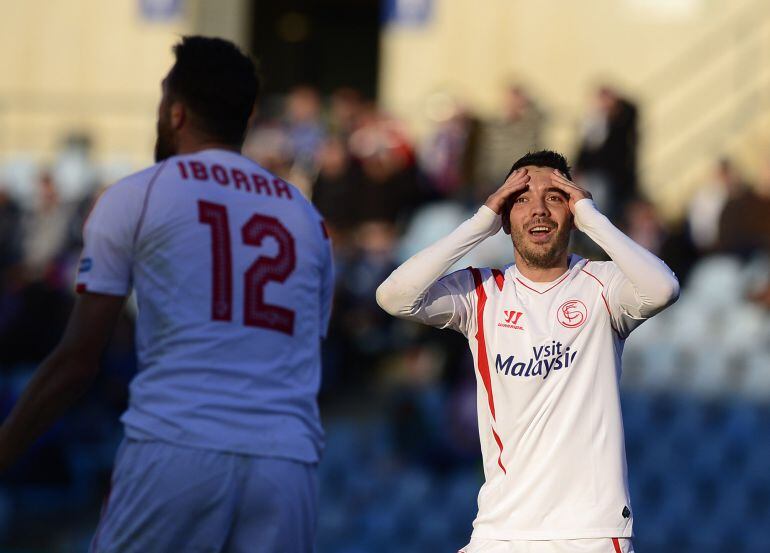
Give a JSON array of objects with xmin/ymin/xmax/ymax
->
[
  {"xmin": 550, "ymin": 169, "xmax": 592, "ymax": 202},
  {"xmin": 550, "ymin": 169, "xmax": 579, "ymax": 189},
  {"xmin": 484, "ymin": 169, "xmax": 530, "ymax": 213},
  {"xmin": 501, "ymin": 168, "xmax": 530, "ymax": 193}
]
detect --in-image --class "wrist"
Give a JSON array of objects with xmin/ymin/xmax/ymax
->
[
  {"xmin": 573, "ymin": 198, "xmax": 603, "ymax": 231},
  {"xmin": 474, "ymin": 205, "xmax": 503, "ymax": 235}
]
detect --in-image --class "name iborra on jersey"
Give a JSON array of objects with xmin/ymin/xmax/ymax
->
[{"xmin": 176, "ymin": 159, "xmax": 295, "ymax": 200}]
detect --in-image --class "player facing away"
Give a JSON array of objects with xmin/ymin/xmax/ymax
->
[
  {"xmin": 376, "ymin": 151, "xmax": 679, "ymax": 553},
  {"xmin": 0, "ymin": 37, "xmax": 333, "ymax": 552}
]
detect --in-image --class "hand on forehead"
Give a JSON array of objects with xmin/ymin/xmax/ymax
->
[{"xmin": 518, "ymin": 166, "xmax": 568, "ymax": 197}]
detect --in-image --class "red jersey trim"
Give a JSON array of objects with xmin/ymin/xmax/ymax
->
[
  {"xmin": 491, "ymin": 268, "xmax": 505, "ymax": 291},
  {"xmin": 492, "ymin": 430, "xmax": 507, "ymax": 474},
  {"xmin": 581, "ymin": 262, "xmax": 621, "ymax": 336},
  {"xmin": 470, "ymin": 268, "xmax": 506, "ymax": 474},
  {"xmin": 611, "ymin": 538, "xmax": 622, "ymax": 553},
  {"xmin": 514, "ymin": 271, "xmax": 570, "ymax": 295}
]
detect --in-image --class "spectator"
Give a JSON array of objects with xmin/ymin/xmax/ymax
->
[
  {"xmin": 285, "ymin": 85, "xmax": 326, "ymax": 176},
  {"xmin": 718, "ymin": 159, "xmax": 770, "ymax": 256},
  {"xmin": 242, "ymin": 122, "xmax": 295, "ymax": 180},
  {"xmin": 328, "ymin": 87, "xmax": 365, "ymax": 139},
  {"xmin": 687, "ymin": 158, "xmax": 746, "ymax": 253},
  {"xmin": 312, "ymin": 135, "xmax": 357, "ymax": 232},
  {"xmin": 421, "ymin": 98, "xmax": 481, "ymax": 202},
  {"xmin": 576, "ymin": 85, "xmax": 639, "ymax": 220},
  {"xmin": 473, "ymin": 84, "xmax": 544, "ymax": 200},
  {"xmin": 21, "ymin": 171, "xmax": 73, "ymax": 282},
  {"xmin": 0, "ymin": 184, "xmax": 23, "ymax": 275},
  {"xmin": 348, "ymin": 110, "xmax": 421, "ymax": 225}
]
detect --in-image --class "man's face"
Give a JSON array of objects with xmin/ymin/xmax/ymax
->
[
  {"xmin": 504, "ymin": 166, "xmax": 573, "ymax": 268},
  {"xmin": 154, "ymin": 75, "xmax": 176, "ymax": 162}
]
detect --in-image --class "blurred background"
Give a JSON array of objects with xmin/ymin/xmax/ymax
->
[{"xmin": 1, "ymin": 0, "xmax": 769, "ymax": 551}]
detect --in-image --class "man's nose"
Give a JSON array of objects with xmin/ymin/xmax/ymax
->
[{"xmin": 530, "ymin": 197, "xmax": 549, "ymax": 217}]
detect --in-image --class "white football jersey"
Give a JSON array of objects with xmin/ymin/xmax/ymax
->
[
  {"xmin": 436, "ymin": 257, "xmax": 634, "ymax": 539},
  {"xmin": 377, "ymin": 201, "xmax": 679, "ymax": 541},
  {"xmin": 76, "ymin": 149, "xmax": 334, "ymax": 463}
]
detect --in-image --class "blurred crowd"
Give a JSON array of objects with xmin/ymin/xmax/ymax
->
[{"xmin": 1, "ymin": 83, "xmax": 770, "ymax": 550}]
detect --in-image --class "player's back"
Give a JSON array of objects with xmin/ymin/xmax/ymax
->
[{"xmin": 83, "ymin": 149, "xmax": 332, "ymax": 463}]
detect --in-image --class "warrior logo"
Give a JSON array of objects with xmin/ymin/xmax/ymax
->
[{"xmin": 498, "ymin": 310, "xmax": 524, "ymax": 330}]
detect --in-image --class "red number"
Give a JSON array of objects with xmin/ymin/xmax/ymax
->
[
  {"xmin": 198, "ymin": 201, "xmax": 296, "ymax": 335},
  {"xmin": 242, "ymin": 214, "xmax": 296, "ymax": 334},
  {"xmin": 198, "ymin": 201, "xmax": 232, "ymax": 321}
]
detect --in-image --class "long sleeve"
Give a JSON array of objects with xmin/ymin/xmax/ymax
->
[
  {"xmin": 574, "ymin": 199, "xmax": 680, "ymax": 335},
  {"xmin": 376, "ymin": 205, "xmax": 501, "ymax": 330}
]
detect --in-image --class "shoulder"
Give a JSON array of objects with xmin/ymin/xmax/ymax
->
[
  {"xmin": 86, "ymin": 163, "xmax": 167, "ymax": 223},
  {"xmin": 437, "ymin": 267, "xmax": 478, "ymax": 292},
  {"xmin": 100, "ymin": 162, "xmax": 168, "ymax": 204},
  {"xmin": 442, "ymin": 266, "xmax": 507, "ymax": 292},
  {"xmin": 576, "ymin": 259, "xmax": 620, "ymax": 288}
]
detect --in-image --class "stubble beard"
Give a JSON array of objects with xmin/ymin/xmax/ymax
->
[
  {"xmin": 511, "ymin": 225, "xmax": 571, "ymax": 269},
  {"xmin": 154, "ymin": 113, "xmax": 176, "ymax": 163}
]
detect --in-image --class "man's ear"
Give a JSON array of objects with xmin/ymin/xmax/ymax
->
[
  {"xmin": 170, "ymin": 101, "xmax": 186, "ymax": 130},
  {"xmin": 502, "ymin": 213, "xmax": 511, "ymax": 235},
  {"xmin": 501, "ymin": 199, "xmax": 512, "ymax": 235},
  {"xmin": 246, "ymin": 104, "xmax": 258, "ymax": 129}
]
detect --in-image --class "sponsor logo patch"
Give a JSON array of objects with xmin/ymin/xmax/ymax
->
[{"xmin": 495, "ymin": 340, "xmax": 578, "ymax": 380}]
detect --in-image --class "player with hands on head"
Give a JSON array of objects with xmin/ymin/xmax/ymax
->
[{"xmin": 377, "ymin": 150, "xmax": 679, "ymax": 553}]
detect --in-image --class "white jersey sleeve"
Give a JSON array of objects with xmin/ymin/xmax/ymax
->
[
  {"xmin": 430, "ymin": 269, "xmax": 477, "ymax": 335},
  {"xmin": 573, "ymin": 199, "xmax": 680, "ymax": 338},
  {"xmin": 76, "ymin": 165, "xmax": 162, "ymax": 296},
  {"xmin": 376, "ymin": 206, "xmax": 501, "ymax": 334}
]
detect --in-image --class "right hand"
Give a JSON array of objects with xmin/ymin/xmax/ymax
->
[{"xmin": 484, "ymin": 168, "xmax": 531, "ymax": 214}]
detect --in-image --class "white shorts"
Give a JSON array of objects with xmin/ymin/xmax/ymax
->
[
  {"xmin": 90, "ymin": 439, "xmax": 318, "ymax": 553},
  {"xmin": 459, "ymin": 537, "xmax": 634, "ymax": 553}
]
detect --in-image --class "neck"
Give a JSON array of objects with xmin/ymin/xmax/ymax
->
[
  {"xmin": 513, "ymin": 250, "xmax": 570, "ymax": 282},
  {"xmin": 176, "ymin": 132, "xmax": 241, "ymax": 156}
]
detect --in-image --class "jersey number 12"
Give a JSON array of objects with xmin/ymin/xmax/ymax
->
[{"xmin": 198, "ymin": 200, "xmax": 296, "ymax": 335}]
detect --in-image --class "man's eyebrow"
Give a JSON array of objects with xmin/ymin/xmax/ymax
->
[{"xmin": 546, "ymin": 187, "xmax": 569, "ymax": 199}]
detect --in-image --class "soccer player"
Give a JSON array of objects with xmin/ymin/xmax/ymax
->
[
  {"xmin": 0, "ymin": 36, "xmax": 333, "ymax": 552},
  {"xmin": 376, "ymin": 150, "xmax": 679, "ymax": 553}
]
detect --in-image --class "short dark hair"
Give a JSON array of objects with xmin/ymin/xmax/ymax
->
[
  {"xmin": 167, "ymin": 36, "xmax": 259, "ymax": 145},
  {"xmin": 507, "ymin": 150, "xmax": 572, "ymax": 180}
]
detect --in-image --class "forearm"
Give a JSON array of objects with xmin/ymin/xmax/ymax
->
[
  {"xmin": 574, "ymin": 199, "xmax": 679, "ymax": 314},
  {"xmin": 376, "ymin": 205, "xmax": 500, "ymax": 317},
  {"xmin": 0, "ymin": 352, "xmax": 98, "ymax": 470}
]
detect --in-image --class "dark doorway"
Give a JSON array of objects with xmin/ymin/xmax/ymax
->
[{"xmin": 251, "ymin": 0, "xmax": 381, "ymax": 100}]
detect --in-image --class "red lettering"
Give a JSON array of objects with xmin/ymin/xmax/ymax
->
[
  {"xmin": 190, "ymin": 161, "xmax": 208, "ymax": 180},
  {"xmin": 273, "ymin": 178, "xmax": 293, "ymax": 200},
  {"xmin": 211, "ymin": 164, "xmax": 229, "ymax": 185},
  {"xmin": 232, "ymin": 169, "xmax": 251, "ymax": 192},
  {"xmin": 252, "ymin": 174, "xmax": 272, "ymax": 196},
  {"xmin": 177, "ymin": 161, "xmax": 189, "ymax": 179},
  {"xmin": 198, "ymin": 201, "xmax": 233, "ymax": 321}
]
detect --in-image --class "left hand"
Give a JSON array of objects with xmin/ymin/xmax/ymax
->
[{"xmin": 550, "ymin": 170, "xmax": 592, "ymax": 214}]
